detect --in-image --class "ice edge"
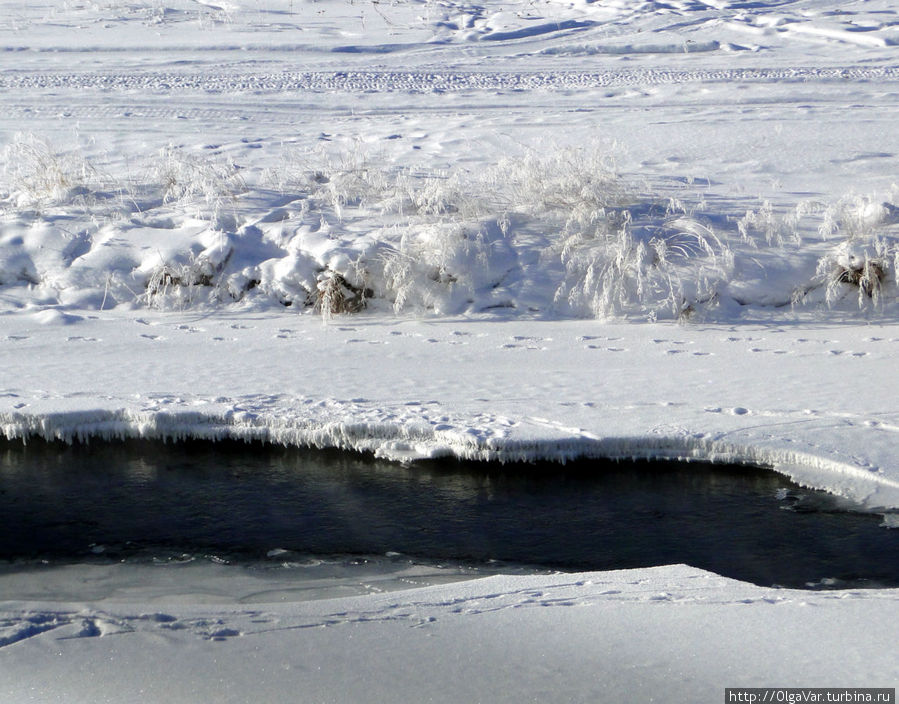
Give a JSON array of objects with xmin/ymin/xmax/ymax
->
[{"xmin": 3, "ymin": 408, "xmax": 899, "ymax": 511}]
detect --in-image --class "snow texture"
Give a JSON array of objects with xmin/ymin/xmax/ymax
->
[
  {"xmin": 3, "ymin": 0, "xmax": 899, "ymax": 700},
  {"xmin": 2, "ymin": 565, "xmax": 898, "ymax": 703}
]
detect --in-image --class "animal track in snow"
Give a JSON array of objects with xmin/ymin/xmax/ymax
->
[
  {"xmin": 346, "ymin": 338, "xmax": 385, "ymax": 345},
  {"xmin": 654, "ymin": 339, "xmax": 695, "ymax": 354},
  {"xmin": 724, "ymin": 336, "xmax": 762, "ymax": 343},
  {"xmin": 0, "ymin": 609, "xmax": 275, "ymax": 650},
  {"xmin": 500, "ymin": 335, "xmax": 551, "ymax": 350},
  {"xmin": 586, "ymin": 344, "xmax": 626, "ymax": 352},
  {"xmin": 795, "ymin": 338, "xmax": 837, "ymax": 345},
  {"xmin": 0, "ymin": 612, "xmax": 135, "ymax": 650},
  {"xmin": 581, "ymin": 335, "xmax": 626, "ymax": 352},
  {"xmin": 828, "ymin": 349, "xmax": 868, "ymax": 357},
  {"xmin": 501, "ymin": 343, "xmax": 546, "ymax": 350}
]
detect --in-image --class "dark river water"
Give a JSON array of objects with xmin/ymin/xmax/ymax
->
[{"xmin": 1, "ymin": 438, "xmax": 897, "ymax": 589}]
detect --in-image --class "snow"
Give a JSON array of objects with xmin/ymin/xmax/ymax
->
[
  {"xmin": 3, "ymin": 0, "xmax": 899, "ymax": 700},
  {"xmin": 3, "ymin": 565, "xmax": 898, "ymax": 703}
]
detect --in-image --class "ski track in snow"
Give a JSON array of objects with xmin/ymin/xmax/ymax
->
[{"xmin": 4, "ymin": 65, "xmax": 899, "ymax": 94}]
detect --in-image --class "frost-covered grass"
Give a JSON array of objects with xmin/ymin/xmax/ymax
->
[
  {"xmin": 2, "ymin": 136, "xmax": 898, "ymax": 321},
  {"xmin": 0, "ymin": 133, "xmax": 101, "ymax": 209}
]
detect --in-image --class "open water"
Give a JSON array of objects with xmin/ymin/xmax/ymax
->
[{"xmin": 1, "ymin": 438, "xmax": 897, "ymax": 590}]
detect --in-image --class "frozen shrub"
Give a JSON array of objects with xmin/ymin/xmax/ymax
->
[
  {"xmin": 818, "ymin": 194, "xmax": 888, "ymax": 240},
  {"xmin": 814, "ymin": 238, "xmax": 894, "ymax": 308},
  {"xmin": 294, "ymin": 152, "xmax": 472, "ymax": 222},
  {"xmin": 141, "ymin": 242, "xmax": 234, "ymax": 309},
  {"xmin": 795, "ymin": 195, "xmax": 899, "ymax": 309},
  {"xmin": 315, "ymin": 269, "xmax": 369, "ymax": 319},
  {"xmin": 287, "ymin": 146, "xmax": 394, "ymax": 221},
  {"xmin": 555, "ymin": 218, "xmax": 653, "ymax": 319},
  {"xmin": 0, "ymin": 133, "xmax": 97, "ymax": 208},
  {"xmin": 11, "ymin": 133, "xmax": 899, "ymax": 320},
  {"xmin": 554, "ymin": 213, "xmax": 733, "ymax": 320},
  {"xmin": 153, "ymin": 146, "xmax": 246, "ymax": 219},
  {"xmin": 737, "ymin": 199, "xmax": 810, "ymax": 247},
  {"xmin": 143, "ymin": 259, "xmax": 210, "ymax": 309},
  {"xmin": 381, "ymin": 223, "xmax": 495, "ymax": 314},
  {"xmin": 399, "ymin": 170, "xmax": 472, "ymax": 217},
  {"xmin": 486, "ymin": 145, "xmax": 628, "ymax": 227}
]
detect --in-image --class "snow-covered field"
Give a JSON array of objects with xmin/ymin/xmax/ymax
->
[{"xmin": 2, "ymin": 0, "xmax": 899, "ymax": 700}]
